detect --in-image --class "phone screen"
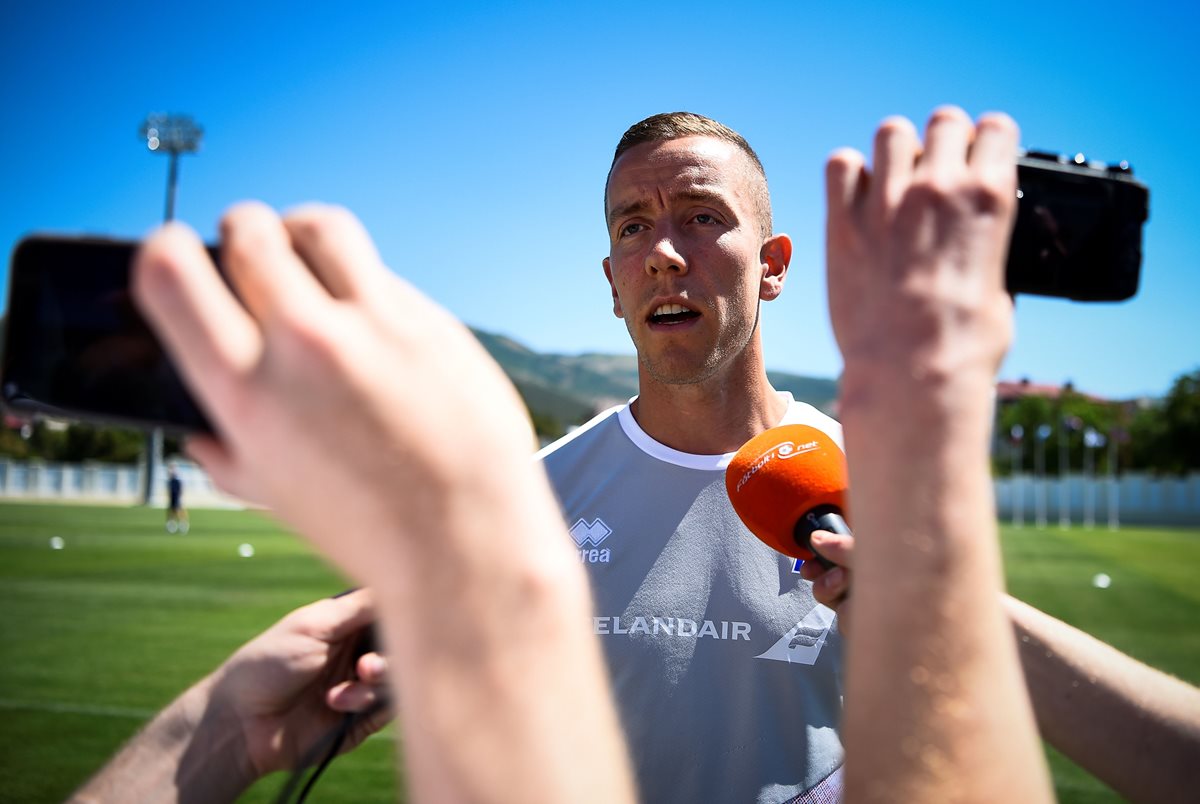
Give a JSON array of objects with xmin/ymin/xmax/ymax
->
[
  {"xmin": 2, "ymin": 236, "xmax": 212, "ymax": 433},
  {"xmin": 1007, "ymin": 158, "xmax": 1147, "ymax": 302}
]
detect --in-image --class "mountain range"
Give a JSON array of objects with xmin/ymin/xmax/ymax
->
[{"xmin": 471, "ymin": 328, "xmax": 840, "ymax": 435}]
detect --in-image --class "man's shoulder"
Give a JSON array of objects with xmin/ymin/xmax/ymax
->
[
  {"xmin": 535, "ymin": 404, "xmax": 626, "ymax": 465},
  {"xmin": 782, "ymin": 400, "xmax": 843, "ymax": 448}
]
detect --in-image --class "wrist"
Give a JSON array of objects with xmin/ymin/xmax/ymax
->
[
  {"xmin": 838, "ymin": 360, "xmax": 997, "ymax": 424},
  {"xmin": 174, "ymin": 673, "xmax": 260, "ymax": 796},
  {"xmin": 836, "ymin": 364, "xmax": 1002, "ymax": 569},
  {"xmin": 71, "ymin": 674, "xmax": 257, "ymax": 804}
]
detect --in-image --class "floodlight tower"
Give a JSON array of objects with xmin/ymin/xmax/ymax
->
[
  {"xmin": 139, "ymin": 113, "xmax": 203, "ymax": 506},
  {"xmin": 141, "ymin": 113, "xmax": 203, "ymax": 221}
]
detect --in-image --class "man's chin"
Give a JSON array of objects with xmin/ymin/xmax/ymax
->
[{"xmin": 637, "ymin": 355, "xmax": 720, "ymax": 387}]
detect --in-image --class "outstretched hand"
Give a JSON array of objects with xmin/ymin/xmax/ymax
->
[
  {"xmin": 825, "ymin": 106, "xmax": 1019, "ymax": 411},
  {"xmin": 132, "ymin": 203, "xmax": 635, "ymax": 804},
  {"xmin": 132, "ymin": 203, "xmax": 538, "ymax": 590},
  {"xmin": 204, "ymin": 589, "xmax": 392, "ymax": 779},
  {"xmin": 69, "ymin": 590, "xmax": 394, "ymax": 803}
]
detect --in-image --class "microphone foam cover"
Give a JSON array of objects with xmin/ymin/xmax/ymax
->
[{"xmin": 725, "ymin": 424, "xmax": 849, "ymax": 559}]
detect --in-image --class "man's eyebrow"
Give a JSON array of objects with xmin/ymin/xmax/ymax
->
[
  {"xmin": 606, "ymin": 189, "xmax": 730, "ymax": 228},
  {"xmin": 607, "ymin": 199, "xmax": 648, "ymax": 227}
]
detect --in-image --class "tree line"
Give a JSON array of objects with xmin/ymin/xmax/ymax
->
[
  {"xmin": 994, "ymin": 368, "xmax": 1200, "ymax": 476},
  {"xmin": 2, "ymin": 359, "xmax": 1198, "ymax": 475}
]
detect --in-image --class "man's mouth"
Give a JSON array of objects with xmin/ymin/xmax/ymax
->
[{"xmin": 648, "ymin": 303, "xmax": 700, "ymax": 325}]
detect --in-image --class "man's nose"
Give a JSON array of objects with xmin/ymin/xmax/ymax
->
[{"xmin": 644, "ymin": 233, "xmax": 688, "ymax": 277}]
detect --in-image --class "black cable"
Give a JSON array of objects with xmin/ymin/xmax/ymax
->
[
  {"xmin": 273, "ymin": 592, "xmax": 382, "ymax": 803},
  {"xmin": 273, "ymin": 699, "xmax": 388, "ymax": 804}
]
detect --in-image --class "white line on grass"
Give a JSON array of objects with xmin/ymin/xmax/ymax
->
[
  {"xmin": 0, "ymin": 697, "xmax": 154, "ymax": 719},
  {"xmin": 0, "ymin": 697, "xmax": 396, "ymax": 741}
]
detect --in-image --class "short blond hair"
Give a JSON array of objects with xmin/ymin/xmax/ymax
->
[{"xmin": 605, "ymin": 112, "xmax": 773, "ymax": 237}]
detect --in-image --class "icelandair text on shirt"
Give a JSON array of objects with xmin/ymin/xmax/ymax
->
[{"xmin": 594, "ymin": 616, "xmax": 751, "ymax": 640}]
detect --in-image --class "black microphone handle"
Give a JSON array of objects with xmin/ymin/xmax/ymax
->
[{"xmin": 793, "ymin": 504, "xmax": 851, "ymax": 570}]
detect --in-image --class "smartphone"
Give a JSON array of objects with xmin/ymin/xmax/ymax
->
[
  {"xmin": 1006, "ymin": 152, "xmax": 1150, "ymax": 301},
  {"xmin": 1, "ymin": 236, "xmax": 214, "ymax": 434}
]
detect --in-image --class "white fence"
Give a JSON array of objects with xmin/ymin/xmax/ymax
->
[
  {"xmin": 995, "ymin": 472, "xmax": 1200, "ymax": 527},
  {"xmin": 0, "ymin": 458, "xmax": 244, "ymax": 509},
  {"xmin": 2, "ymin": 458, "xmax": 1197, "ymax": 525}
]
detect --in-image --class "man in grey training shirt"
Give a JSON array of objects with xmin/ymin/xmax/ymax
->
[{"xmin": 536, "ymin": 112, "xmax": 846, "ymax": 804}]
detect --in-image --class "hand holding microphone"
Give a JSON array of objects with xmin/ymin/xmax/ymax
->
[{"xmin": 725, "ymin": 424, "xmax": 851, "ymax": 569}]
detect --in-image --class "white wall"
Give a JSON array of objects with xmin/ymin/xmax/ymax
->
[
  {"xmin": 0, "ymin": 458, "xmax": 244, "ymax": 509},
  {"xmin": 4, "ymin": 458, "xmax": 1197, "ymax": 525}
]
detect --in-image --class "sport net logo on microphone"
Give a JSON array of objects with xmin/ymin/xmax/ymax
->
[{"xmin": 732, "ymin": 439, "xmax": 820, "ymax": 493}]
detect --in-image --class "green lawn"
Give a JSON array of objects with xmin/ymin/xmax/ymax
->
[
  {"xmin": 1000, "ymin": 522, "xmax": 1200, "ymax": 802},
  {"xmin": 0, "ymin": 503, "xmax": 397, "ymax": 804},
  {"xmin": 1, "ymin": 502, "xmax": 1196, "ymax": 803}
]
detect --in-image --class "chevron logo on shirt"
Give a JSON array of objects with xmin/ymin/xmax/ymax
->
[
  {"xmin": 569, "ymin": 518, "xmax": 612, "ymax": 547},
  {"xmin": 755, "ymin": 604, "xmax": 836, "ymax": 666}
]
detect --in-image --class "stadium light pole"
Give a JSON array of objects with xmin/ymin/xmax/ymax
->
[
  {"xmin": 139, "ymin": 113, "xmax": 203, "ymax": 506},
  {"xmin": 1083, "ymin": 427, "xmax": 1105, "ymax": 529},
  {"xmin": 141, "ymin": 113, "xmax": 203, "ymax": 221}
]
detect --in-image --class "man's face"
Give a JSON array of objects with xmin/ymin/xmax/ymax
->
[{"xmin": 603, "ymin": 136, "xmax": 782, "ymax": 387}]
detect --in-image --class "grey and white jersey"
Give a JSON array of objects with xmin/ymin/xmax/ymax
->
[{"xmin": 537, "ymin": 394, "xmax": 845, "ymax": 804}]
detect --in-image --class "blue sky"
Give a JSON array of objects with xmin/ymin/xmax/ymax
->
[{"xmin": 2, "ymin": 1, "xmax": 1196, "ymax": 400}]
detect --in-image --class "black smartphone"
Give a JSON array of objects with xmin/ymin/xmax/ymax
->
[
  {"xmin": 1006, "ymin": 152, "xmax": 1150, "ymax": 301},
  {"xmin": 1, "ymin": 236, "xmax": 214, "ymax": 434}
]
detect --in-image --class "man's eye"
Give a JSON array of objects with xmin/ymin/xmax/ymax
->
[
  {"xmin": 694, "ymin": 213, "xmax": 717, "ymax": 225},
  {"xmin": 619, "ymin": 222, "xmax": 645, "ymax": 237}
]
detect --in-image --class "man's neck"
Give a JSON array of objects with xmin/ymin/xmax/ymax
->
[{"xmin": 630, "ymin": 370, "xmax": 787, "ymax": 455}]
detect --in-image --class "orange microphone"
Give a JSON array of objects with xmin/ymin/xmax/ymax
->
[{"xmin": 725, "ymin": 424, "xmax": 850, "ymax": 567}]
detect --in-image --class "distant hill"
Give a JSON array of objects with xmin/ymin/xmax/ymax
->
[
  {"xmin": 471, "ymin": 328, "xmax": 839, "ymax": 436},
  {"xmin": 0, "ymin": 316, "xmax": 836, "ymax": 439}
]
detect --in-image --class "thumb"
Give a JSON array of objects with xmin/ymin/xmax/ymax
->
[{"xmin": 809, "ymin": 530, "xmax": 856, "ymax": 568}]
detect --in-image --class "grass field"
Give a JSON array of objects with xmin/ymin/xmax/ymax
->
[{"xmin": 1, "ymin": 501, "xmax": 1197, "ymax": 803}]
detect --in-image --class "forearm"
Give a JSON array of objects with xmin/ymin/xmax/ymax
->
[
  {"xmin": 367, "ymin": 463, "xmax": 635, "ymax": 804},
  {"xmin": 839, "ymin": 373, "xmax": 1051, "ymax": 803},
  {"xmin": 1006, "ymin": 595, "xmax": 1200, "ymax": 802},
  {"xmin": 69, "ymin": 674, "xmax": 255, "ymax": 804}
]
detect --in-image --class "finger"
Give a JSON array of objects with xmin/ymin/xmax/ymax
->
[
  {"xmin": 317, "ymin": 588, "xmax": 376, "ymax": 643},
  {"xmin": 360, "ymin": 699, "xmax": 394, "ymax": 733},
  {"xmin": 327, "ymin": 679, "xmax": 383, "ymax": 713},
  {"xmin": 813, "ymin": 566, "xmax": 849, "ymax": 608},
  {"xmin": 219, "ymin": 202, "xmax": 332, "ymax": 322},
  {"xmin": 133, "ymin": 223, "xmax": 262, "ymax": 425},
  {"xmin": 283, "ymin": 204, "xmax": 388, "ymax": 300},
  {"xmin": 183, "ymin": 435, "xmax": 246, "ymax": 497},
  {"xmin": 968, "ymin": 112, "xmax": 1021, "ymax": 188},
  {"xmin": 349, "ymin": 697, "xmax": 396, "ymax": 747},
  {"xmin": 825, "ymin": 147, "xmax": 868, "ymax": 226},
  {"xmin": 798, "ymin": 559, "xmax": 824, "ymax": 583},
  {"xmin": 917, "ymin": 105, "xmax": 974, "ymax": 178},
  {"xmin": 808, "ymin": 530, "xmax": 856, "ymax": 567},
  {"xmin": 869, "ymin": 116, "xmax": 919, "ymax": 216}
]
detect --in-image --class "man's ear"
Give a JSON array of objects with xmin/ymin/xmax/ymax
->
[
  {"xmin": 602, "ymin": 257, "xmax": 625, "ymax": 318},
  {"xmin": 759, "ymin": 233, "xmax": 792, "ymax": 301}
]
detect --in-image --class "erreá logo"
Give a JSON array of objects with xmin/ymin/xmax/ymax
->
[{"xmin": 570, "ymin": 518, "xmax": 613, "ymax": 564}]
